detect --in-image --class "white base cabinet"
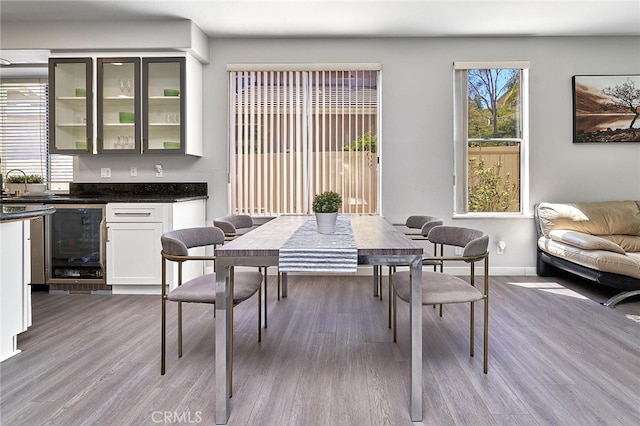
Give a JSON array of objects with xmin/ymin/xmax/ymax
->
[
  {"xmin": 0, "ymin": 219, "xmax": 32, "ymax": 362},
  {"xmin": 106, "ymin": 200, "xmax": 205, "ymax": 294},
  {"xmin": 106, "ymin": 221, "xmax": 163, "ymax": 289}
]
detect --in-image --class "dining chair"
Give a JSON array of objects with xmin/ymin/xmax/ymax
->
[
  {"xmin": 160, "ymin": 226, "xmax": 265, "ymax": 382},
  {"xmin": 390, "ymin": 225, "xmax": 490, "ymax": 373},
  {"xmin": 384, "ymin": 215, "xmax": 444, "ymax": 325},
  {"xmin": 214, "ymin": 213, "xmax": 275, "ymax": 318},
  {"xmin": 392, "ymin": 215, "xmax": 444, "ymax": 241},
  {"xmin": 213, "ymin": 214, "xmax": 258, "ymax": 241}
]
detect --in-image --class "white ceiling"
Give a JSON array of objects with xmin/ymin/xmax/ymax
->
[{"xmin": 1, "ymin": 0, "xmax": 639, "ymax": 39}]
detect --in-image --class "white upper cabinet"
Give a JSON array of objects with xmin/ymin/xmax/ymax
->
[
  {"xmin": 97, "ymin": 57, "xmax": 141, "ymax": 154},
  {"xmin": 49, "ymin": 58, "xmax": 93, "ymax": 154},
  {"xmin": 49, "ymin": 53, "xmax": 202, "ymax": 156}
]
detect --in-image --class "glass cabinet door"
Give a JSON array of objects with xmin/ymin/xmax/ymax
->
[
  {"xmin": 49, "ymin": 58, "xmax": 92, "ymax": 153},
  {"xmin": 97, "ymin": 58, "xmax": 141, "ymax": 153},
  {"xmin": 142, "ymin": 57, "xmax": 185, "ymax": 153}
]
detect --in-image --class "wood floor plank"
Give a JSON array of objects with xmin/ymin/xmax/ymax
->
[{"xmin": 1, "ymin": 274, "xmax": 638, "ymax": 425}]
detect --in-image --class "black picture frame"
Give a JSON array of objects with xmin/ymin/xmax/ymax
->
[{"xmin": 572, "ymin": 74, "xmax": 640, "ymax": 143}]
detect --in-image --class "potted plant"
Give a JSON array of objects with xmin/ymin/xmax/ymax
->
[
  {"xmin": 312, "ymin": 190, "xmax": 342, "ymax": 234},
  {"xmin": 5, "ymin": 174, "xmax": 46, "ymax": 195}
]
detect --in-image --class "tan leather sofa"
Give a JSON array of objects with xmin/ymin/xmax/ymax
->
[{"xmin": 534, "ymin": 200, "xmax": 640, "ymax": 307}]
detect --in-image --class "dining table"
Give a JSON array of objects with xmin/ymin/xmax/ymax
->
[{"xmin": 214, "ymin": 214, "xmax": 424, "ymax": 424}]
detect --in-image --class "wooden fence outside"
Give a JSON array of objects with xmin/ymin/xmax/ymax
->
[
  {"xmin": 233, "ymin": 146, "xmax": 520, "ymax": 215},
  {"xmin": 468, "ymin": 145, "xmax": 521, "ymax": 212},
  {"xmin": 234, "ymin": 151, "xmax": 378, "ymax": 216}
]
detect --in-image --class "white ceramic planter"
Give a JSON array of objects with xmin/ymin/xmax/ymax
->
[
  {"xmin": 5, "ymin": 183, "xmax": 26, "ymax": 195},
  {"xmin": 315, "ymin": 212, "xmax": 338, "ymax": 234},
  {"xmin": 4, "ymin": 183, "xmax": 47, "ymax": 195},
  {"xmin": 27, "ymin": 184, "xmax": 47, "ymax": 194}
]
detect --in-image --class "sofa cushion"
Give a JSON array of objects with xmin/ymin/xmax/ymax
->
[
  {"xmin": 538, "ymin": 237, "xmax": 640, "ymax": 279},
  {"xmin": 549, "ymin": 230, "xmax": 626, "ymax": 254},
  {"xmin": 538, "ymin": 201, "xmax": 640, "ymax": 237},
  {"xmin": 604, "ymin": 235, "xmax": 640, "ymax": 253}
]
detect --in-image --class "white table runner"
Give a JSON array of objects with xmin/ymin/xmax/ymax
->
[{"xmin": 279, "ymin": 214, "xmax": 358, "ymax": 273}]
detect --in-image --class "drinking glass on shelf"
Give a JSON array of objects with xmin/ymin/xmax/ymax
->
[
  {"xmin": 118, "ymin": 79, "xmax": 126, "ymax": 97},
  {"xmin": 126, "ymin": 79, "xmax": 133, "ymax": 96}
]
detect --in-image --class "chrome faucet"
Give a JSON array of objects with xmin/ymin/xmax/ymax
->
[{"xmin": 6, "ymin": 169, "xmax": 28, "ymax": 194}]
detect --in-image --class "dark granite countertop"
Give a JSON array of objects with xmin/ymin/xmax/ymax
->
[
  {"xmin": 1, "ymin": 182, "xmax": 208, "ymax": 205},
  {"xmin": 0, "ymin": 204, "xmax": 56, "ymax": 222}
]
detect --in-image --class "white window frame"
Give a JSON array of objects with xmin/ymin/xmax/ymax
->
[{"xmin": 453, "ymin": 61, "xmax": 530, "ymax": 217}]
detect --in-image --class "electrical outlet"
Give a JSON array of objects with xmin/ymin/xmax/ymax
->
[
  {"xmin": 455, "ymin": 247, "xmax": 463, "ymax": 255},
  {"xmin": 100, "ymin": 168, "xmax": 111, "ymax": 178},
  {"xmin": 155, "ymin": 164, "xmax": 163, "ymax": 178},
  {"xmin": 130, "ymin": 167, "xmax": 137, "ymax": 177}
]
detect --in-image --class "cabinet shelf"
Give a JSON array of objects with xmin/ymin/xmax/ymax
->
[
  {"xmin": 57, "ymin": 123, "xmax": 87, "ymax": 127},
  {"xmin": 149, "ymin": 96, "xmax": 181, "ymax": 100}
]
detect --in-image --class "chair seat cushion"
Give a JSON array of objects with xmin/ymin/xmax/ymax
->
[
  {"xmin": 392, "ymin": 270, "xmax": 484, "ymax": 305},
  {"xmin": 167, "ymin": 271, "xmax": 262, "ymax": 304}
]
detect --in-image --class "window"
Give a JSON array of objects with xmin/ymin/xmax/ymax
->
[
  {"xmin": 227, "ymin": 64, "xmax": 381, "ymax": 216},
  {"xmin": 453, "ymin": 61, "xmax": 529, "ymax": 215},
  {"xmin": 0, "ymin": 80, "xmax": 73, "ymax": 190}
]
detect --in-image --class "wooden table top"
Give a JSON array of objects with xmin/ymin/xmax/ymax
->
[{"xmin": 215, "ymin": 214, "xmax": 423, "ymax": 258}]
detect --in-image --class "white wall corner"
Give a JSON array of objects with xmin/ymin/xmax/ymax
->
[{"xmin": 1, "ymin": 20, "xmax": 209, "ymax": 64}]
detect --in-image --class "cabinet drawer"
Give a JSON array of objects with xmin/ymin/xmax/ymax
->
[{"xmin": 106, "ymin": 203, "xmax": 167, "ymax": 222}]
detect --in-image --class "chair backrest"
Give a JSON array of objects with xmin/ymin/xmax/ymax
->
[
  {"xmin": 161, "ymin": 226, "xmax": 225, "ymax": 256},
  {"xmin": 405, "ymin": 215, "xmax": 444, "ymax": 235},
  {"xmin": 213, "ymin": 214, "xmax": 254, "ymax": 234},
  {"xmin": 427, "ymin": 225, "xmax": 489, "ymax": 258}
]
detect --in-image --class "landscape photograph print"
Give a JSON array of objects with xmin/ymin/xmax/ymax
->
[{"xmin": 572, "ymin": 74, "xmax": 640, "ymax": 143}]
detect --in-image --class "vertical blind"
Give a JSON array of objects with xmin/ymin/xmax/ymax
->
[
  {"xmin": 228, "ymin": 65, "xmax": 380, "ymax": 216},
  {"xmin": 0, "ymin": 81, "xmax": 73, "ymax": 186}
]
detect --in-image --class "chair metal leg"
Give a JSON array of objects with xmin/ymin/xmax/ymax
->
[
  {"xmin": 277, "ymin": 268, "xmax": 281, "ymax": 300},
  {"xmin": 379, "ymin": 265, "xmax": 383, "ymax": 300},
  {"xmin": 388, "ymin": 266, "xmax": 393, "ymax": 328},
  {"xmin": 263, "ymin": 267, "xmax": 268, "ymax": 329},
  {"xmin": 258, "ymin": 274, "xmax": 262, "ymax": 343},
  {"xmin": 177, "ymin": 302, "xmax": 183, "ymax": 358},
  {"xmin": 469, "ymin": 301, "xmax": 475, "ymax": 358},
  {"xmin": 161, "ymin": 296, "xmax": 167, "ymax": 375},
  {"xmin": 483, "ymin": 257, "xmax": 489, "ymax": 374},
  {"xmin": 483, "ymin": 298, "xmax": 489, "ymax": 374},
  {"xmin": 392, "ymin": 285, "xmax": 398, "ymax": 343}
]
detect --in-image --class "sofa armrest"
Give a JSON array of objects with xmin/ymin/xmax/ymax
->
[{"xmin": 548, "ymin": 230, "xmax": 626, "ymax": 254}]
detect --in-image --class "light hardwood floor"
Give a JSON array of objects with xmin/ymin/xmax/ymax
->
[{"xmin": 1, "ymin": 273, "xmax": 639, "ymax": 425}]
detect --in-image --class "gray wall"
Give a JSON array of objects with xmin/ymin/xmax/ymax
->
[
  {"xmin": 4, "ymin": 29, "xmax": 640, "ymax": 273},
  {"xmin": 200, "ymin": 36, "xmax": 640, "ymax": 274}
]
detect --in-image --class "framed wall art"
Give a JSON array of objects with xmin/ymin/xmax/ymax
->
[{"xmin": 572, "ymin": 74, "xmax": 640, "ymax": 143}]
